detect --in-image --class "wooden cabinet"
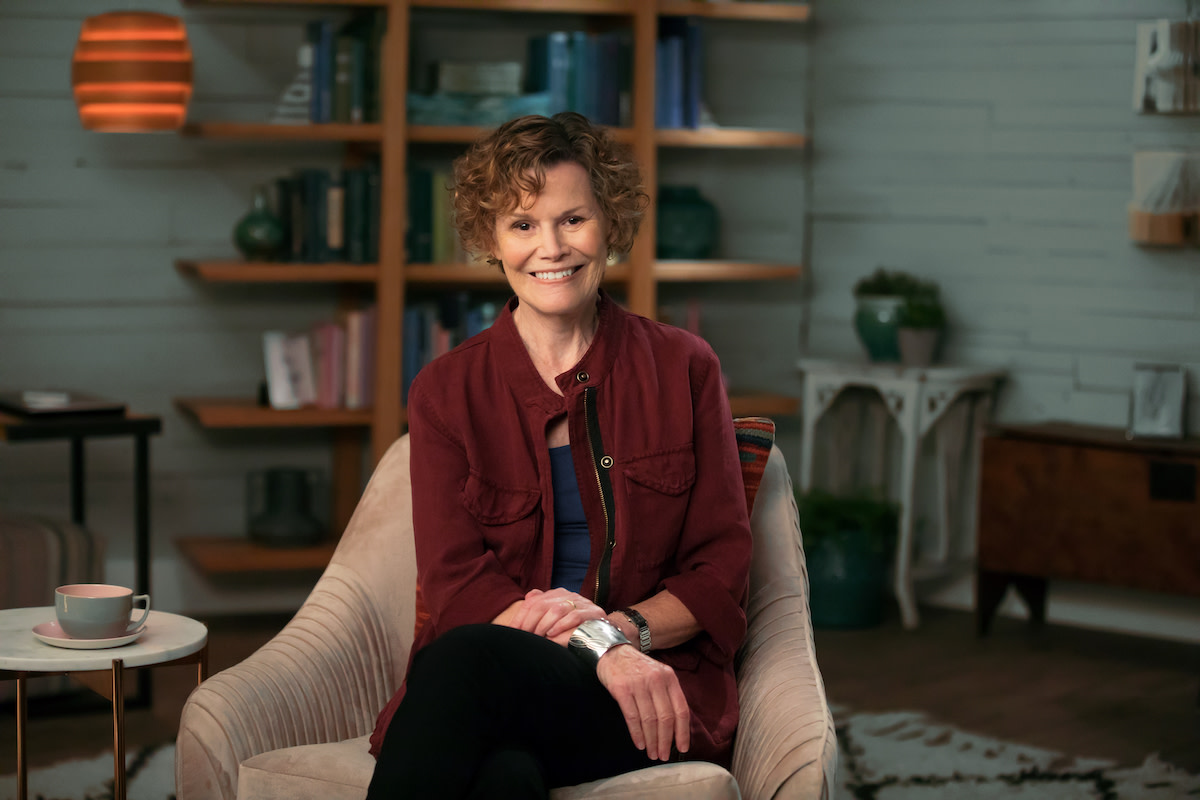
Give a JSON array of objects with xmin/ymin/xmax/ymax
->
[
  {"xmin": 174, "ymin": 0, "xmax": 811, "ymax": 574},
  {"xmin": 976, "ymin": 422, "xmax": 1200, "ymax": 634}
]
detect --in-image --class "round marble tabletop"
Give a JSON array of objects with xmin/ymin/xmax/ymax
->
[{"xmin": 0, "ymin": 607, "xmax": 207, "ymax": 673}]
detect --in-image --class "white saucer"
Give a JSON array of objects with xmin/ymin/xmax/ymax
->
[{"xmin": 32, "ymin": 620, "xmax": 145, "ymax": 650}]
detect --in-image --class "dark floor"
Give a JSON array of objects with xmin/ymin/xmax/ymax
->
[{"xmin": 2, "ymin": 605, "xmax": 1198, "ymax": 776}]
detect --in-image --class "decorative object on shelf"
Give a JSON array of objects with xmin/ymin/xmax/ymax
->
[
  {"xmin": 1128, "ymin": 151, "xmax": 1198, "ymax": 246},
  {"xmin": 794, "ymin": 488, "xmax": 897, "ymax": 629},
  {"xmin": 269, "ymin": 43, "xmax": 314, "ymax": 125},
  {"xmin": 656, "ymin": 186, "xmax": 719, "ymax": 259},
  {"xmin": 234, "ymin": 185, "xmax": 286, "ymax": 261},
  {"xmin": 71, "ymin": 12, "xmax": 193, "ymax": 132},
  {"xmin": 897, "ymin": 292, "xmax": 947, "ymax": 368},
  {"xmin": 1132, "ymin": 19, "xmax": 1198, "ymax": 114},
  {"xmin": 1128, "ymin": 363, "xmax": 1188, "ymax": 439},
  {"xmin": 852, "ymin": 268, "xmax": 938, "ymax": 363},
  {"xmin": 247, "ymin": 467, "xmax": 326, "ymax": 547}
]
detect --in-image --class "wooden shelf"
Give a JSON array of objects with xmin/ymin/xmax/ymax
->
[
  {"xmin": 176, "ymin": 536, "xmax": 338, "ymax": 575},
  {"xmin": 175, "ymin": 398, "xmax": 376, "ymax": 428},
  {"xmin": 728, "ymin": 392, "xmax": 800, "ymax": 418},
  {"xmin": 406, "ymin": 262, "xmax": 632, "ymax": 285},
  {"xmin": 176, "ymin": 260, "xmax": 380, "ymax": 283},
  {"xmin": 414, "ymin": 0, "xmax": 636, "ymax": 13},
  {"xmin": 657, "ymin": 128, "xmax": 808, "ymax": 149},
  {"xmin": 409, "ymin": 124, "xmax": 634, "ymax": 145},
  {"xmin": 658, "ymin": 1, "xmax": 811, "ymax": 22},
  {"xmin": 656, "ymin": 261, "xmax": 804, "ymax": 282},
  {"xmin": 189, "ymin": 0, "xmax": 386, "ymax": 5},
  {"xmin": 181, "ymin": 122, "xmax": 383, "ymax": 142}
]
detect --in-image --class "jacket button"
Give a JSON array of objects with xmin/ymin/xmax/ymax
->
[
  {"xmin": 600, "ymin": 455, "xmax": 613, "ymax": 469},
  {"xmin": 576, "ymin": 371, "xmax": 589, "ymax": 383}
]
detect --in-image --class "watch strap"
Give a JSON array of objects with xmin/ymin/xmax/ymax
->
[{"xmin": 621, "ymin": 607, "xmax": 652, "ymax": 653}]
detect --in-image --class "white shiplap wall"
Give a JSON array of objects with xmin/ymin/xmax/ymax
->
[
  {"xmin": 808, "ymin": 0, "xmax": 1200, "ymax": 641},
  {"xmin": 1, "ymin": 1, "xmax": 1197, "ymax": 637}
]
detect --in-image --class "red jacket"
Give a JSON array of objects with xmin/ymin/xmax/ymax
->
[{"xmin": 370, "ymin": 292, "xmax": 752, "ymax": 766}]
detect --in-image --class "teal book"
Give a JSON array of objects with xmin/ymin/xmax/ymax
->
[
  {"xmin": 344, "ymin": 167, "xmax": 368, "ymax": 264},
  {"xmin": 365, "ymin": 159, "xmax": 381, "ymax": 263},
  {"xmin": 406, "ymin": 166, "xmax": 433, "ymax": 264}
]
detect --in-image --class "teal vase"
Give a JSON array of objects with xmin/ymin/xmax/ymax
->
[
  {"xmin": 233, "ymin": 185, "xmax": 285, "ymax": 261},
  {"xmin": 656, "ymin": 186, "xmax": 718, "ymax": 259},
  {"xmin": 806, "ymin": 529, "xmax": 886, "ymax": 629},
  {"xmin": 853, "ymin": 296, "xmax": 905, "ymax": 363}
]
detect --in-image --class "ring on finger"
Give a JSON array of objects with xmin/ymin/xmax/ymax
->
[{"xmin": 563, "ymin": 599, "xmax": 577, "ymax": 610}]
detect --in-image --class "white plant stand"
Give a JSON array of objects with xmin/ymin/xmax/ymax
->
[{"xmin": 797, "ymin": 358, "xmax": 1006, "ymax": 629}]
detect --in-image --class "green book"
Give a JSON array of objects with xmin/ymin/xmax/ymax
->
[
  {"xmin": 332, "ymin": 35, "xmax": 355, "ymax": 124},
  {"xmin": 345, "ymin": 167, "xmax": 368, "ymax": 264}
]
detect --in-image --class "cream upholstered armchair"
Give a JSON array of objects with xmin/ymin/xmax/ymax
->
[{"xmin": 176, "ymin": 430, "xmax": 837, "ymax": 800}]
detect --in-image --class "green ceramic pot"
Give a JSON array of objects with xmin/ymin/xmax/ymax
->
[
  {"xmin": 656, "ymin": 186, "xmax": 718, "ymax": 259},
  {"xmin": 234, "ymin": 185, "xmax": 285, "ymax": 261},
  {"xmin": 806, "ymin": 528, "xmax": 887, "ymax": 629},
  {"xmin": 854, "ymin": 295, "xmax": 905, "ymax": 363}
]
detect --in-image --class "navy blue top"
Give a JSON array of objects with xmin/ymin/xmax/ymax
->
[{"xmin": 549, "ymin": 445, "xmax": 590, "ymax": 593}]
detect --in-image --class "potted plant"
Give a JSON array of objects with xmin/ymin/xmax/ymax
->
[
  {"xmin": 795, "ymin": 487, "xmax": 898, "ymax": 629},
  {"xmin": 897, "ymin": 288, "xmax": 946, "ymax": 368},
  {"xmin": 852, "ymin": 268, "xmax": 923, "ymax": 362}
]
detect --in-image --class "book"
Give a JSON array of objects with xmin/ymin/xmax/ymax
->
[
  {"xmin": 332, "ymin": 34, "xmax": 356, "ymax": 123},
  {"xmin": 683, "ymin": 17, "xmax": 704, "ymax": 129},
  {"xmin": 306, "ymin": 19, "xmax": 336, "ymax": 123},
  {"xmin": 430, "ymin": 169, "xmax": 454, "ymax": 263},
  {"xmin": 432, "ymin": 61, "xmax": 522, "ymax": 95},
  {"xmin": 0, "ymin": 390, "xmax": 126, "ymax": 417},
  {"xmin": 326, "ymin": 171, "xmax": 346, "ymax": 260},
  {"xmin": 263, "ymin": 331, "xmax": 317, "ymax": 410},
  {"xmin": 344, "ymin": 166, "xmax": 369, "ymax": 264},
  {"xmin": 311, "ymin": 321, "xmax": 346, "ymax": 409},
  {"xmin": 406, "ymin": 166, "xmax": 433, "ymax": 263},
  {"xmin": 527, "ymin": 32, "xmax": 571, "ymax": 115},
  {"xmin": 365, "ymin": 159, "xmax": 381, "ymax": 263}
]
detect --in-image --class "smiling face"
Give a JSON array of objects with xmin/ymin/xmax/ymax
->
[{"xmin": 493, "ymin": 161, "xmax": 609, "ymax": 329}]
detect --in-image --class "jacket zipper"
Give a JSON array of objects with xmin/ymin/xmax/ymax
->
[{"xmin": 583, "ymin": 386, "xmax": 615, "ymax": 607}]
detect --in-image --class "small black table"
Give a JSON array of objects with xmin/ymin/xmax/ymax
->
[{"xmin": 0, "ymin": 409, "xmax": 163, "ymax": 705}]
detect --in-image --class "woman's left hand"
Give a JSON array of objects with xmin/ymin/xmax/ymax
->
[{"xmin": 506, "ymin": 588, "xmax": 605, "ymax": 645}]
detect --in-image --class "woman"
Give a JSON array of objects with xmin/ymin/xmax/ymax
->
[{"xmin": 367, "ymin": 112, "xmax": 752, "ymax": 799}]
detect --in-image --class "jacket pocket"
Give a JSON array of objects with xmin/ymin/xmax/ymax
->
[
  {"xmin": 461, "ymin": 472, "xmax": 541, "ymax": 564},
  {"xmin": 622, "ymin": 446, "xmax": 696, "ymax": 571}
]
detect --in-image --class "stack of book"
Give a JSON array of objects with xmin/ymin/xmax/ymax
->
[
  {"xmin": 526, "ymin": 30, "xmax": 632, "ymax": 127},
  {"xmin": 305, "ymin": 11, "xmax": 386, "ymax": 124},
  {"xmin": 403, "ymin": 295, "xmax": 500, "ymax": 403},
  {"xmin": 263, "ymin": 306, "xmax": 377, "ymax": 411},
  {"xmin": 656, "ymin": 18, "xmax": 704, "ymax": 129},
  {"xmin": 275, "ymin": 163, "xmax": 380, "ymax": 264}
]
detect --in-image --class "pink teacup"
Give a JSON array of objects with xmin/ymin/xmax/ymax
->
[{"xmin": 55, "ymin": 584, "xmax": 150, "ymax": 640}]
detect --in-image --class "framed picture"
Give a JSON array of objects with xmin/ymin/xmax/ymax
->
[{"xmin": 1128, "ymin": 363, "xmax": 1188, "ymax": 439}]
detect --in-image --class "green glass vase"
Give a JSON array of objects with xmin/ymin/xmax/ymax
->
[
  {"xmin": 233, "ymin": 185, "xmax": 285, "ymax": 261},
  {"xmin": 853, "ymin": 295, "xmax": 905, "ymax": 363},
  {"xmin": 656, "ymin": 186, "xmax": 718, "ymax": 259}
]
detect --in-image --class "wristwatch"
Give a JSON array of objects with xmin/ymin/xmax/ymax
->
[
  {"xmin": 621, "ymin": 607, "xmax": 652, "ymax": 653},
  {"xmin": 568, "ymin": 619, "xmax": 631, "ymax": 666}
]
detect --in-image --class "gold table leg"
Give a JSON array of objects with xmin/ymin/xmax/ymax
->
[
  {"xmin": 16, "ymin": 675, "xmax": 27, "ymax": 800},
  {"xmin": 112, "ymin": 659, "xmax": 125, "ymax": 800}
]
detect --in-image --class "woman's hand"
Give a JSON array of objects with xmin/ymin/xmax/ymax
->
[
  {"xmin": 596, "ymin": 646, "xmax": 690, "ymax": 762},
  {"xmin": 505, "ymin": 588, "xmax": 605, "ymax": 646}
]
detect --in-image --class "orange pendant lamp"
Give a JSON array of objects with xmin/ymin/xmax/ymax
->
[{"xmin": 72, "ymin": 11, "xmax": 193, "ymax": 132}]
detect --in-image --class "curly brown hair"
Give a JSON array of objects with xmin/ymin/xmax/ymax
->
[{"xmin": 451, "ymin": 112, "xmax": 648, "ymax": 269}]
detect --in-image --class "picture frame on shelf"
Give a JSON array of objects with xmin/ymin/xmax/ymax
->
[{"xmin": 1128, "ymin": 363, "xmax": 1188, "ymax": 439}]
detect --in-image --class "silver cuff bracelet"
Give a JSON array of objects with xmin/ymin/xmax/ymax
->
[{"xmin": 568, "ymin": 618, "xmax": 631, "ymax": 666}]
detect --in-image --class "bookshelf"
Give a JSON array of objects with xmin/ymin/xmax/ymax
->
[{"xmin": 176, "ymin": 0, "xmax": 811, "ymax": 575}]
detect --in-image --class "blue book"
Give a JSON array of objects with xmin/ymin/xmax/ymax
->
[
  {"xmin": 683, "ymin": 18, "xmax": 703, "ymax": 128},
  {"xmin": 527, "ymin": 32, "xmax": 571, "ymax": 114},
  {"xmin": 595, "ymin": 32, "xmax": 623, "ymax": 126},
  {"xmin": 569, "ymin": 31, "xmax": 591, "ymax": 118},
  {"xmin": 312, "ymin": 20, "xmax": 335, "ymax": 123},
  {"xmin": 402, "ymin": 306, "xmax": 424, "ymax": 405},
  {"xmin": 658, "ymin": 19, "xmax": 686, "ymax": 129}
]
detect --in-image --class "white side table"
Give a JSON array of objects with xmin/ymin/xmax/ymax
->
[
  {"xmin": 797, "ymin": 358, "xmax": 1005, "ymax": 629},
  {"xmin": 0, "ymin": 608, "xmax": 208, "ymax": 800}
]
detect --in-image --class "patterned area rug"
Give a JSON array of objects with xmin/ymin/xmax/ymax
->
[
  {"xmin": 3, "ymin": 712, "xmax": 1198, "ymax": 800},
  {"xmin": 835, "ymin": 709, "xmax": 1200, "ymax": 799},
  {"xmin": 0, "ymin": 742, "xmax": 174, "ymax": 800}
]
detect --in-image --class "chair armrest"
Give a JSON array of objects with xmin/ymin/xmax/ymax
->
[
  {"xmin": 175, "ymin": 565, "xmax": 403, "ymax": 800},
  {"xmin": 731, "ymin": 446, "xmax": 838, "ymax": 800}
]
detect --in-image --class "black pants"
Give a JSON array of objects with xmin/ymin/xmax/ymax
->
[{"xmin": 367, "ymin": 624, "xmax": 655, "ymax": 800}]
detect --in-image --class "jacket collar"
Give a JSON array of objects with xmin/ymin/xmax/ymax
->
[{"xmin": 493, "ymin": 289, "xmax": 624, "ymax": 414}]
